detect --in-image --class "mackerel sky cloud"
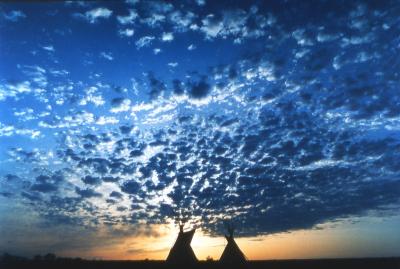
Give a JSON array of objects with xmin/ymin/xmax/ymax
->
[{"xmin": 0, "ymin": 0, "xmax": 399, "ymax": 259}]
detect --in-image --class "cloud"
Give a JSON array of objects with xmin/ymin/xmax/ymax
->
[
  {"xmin": 79, "ymin": 94, "xmax": 105, "ymax": 107},
  {"xmin": 82, "ymin": 175, "xmax": 102, "ymax": 186},
  {"xmin": 117, "ymin": 9, "xmax": 137, "ymax": 24},
  {"xmin": 65, "ymin": 1, "xmax": 89, "ymax": 7},
  {"xmin": 119, "ymin": 28, "xmax": 134, "ymax": 37},
  {"xmin": 196, "ymin": 0, "xmax": 206, "ymax": 6},
  {"xmin": 147, "ymin": 73, "xmax": 166, "ymax": 98},
  {"xmin": 1, "ymin": 0, "xmax": 400, "ymax": 242},
  {"xmin": 75, "ymin": 187, "xmax": 102, "ymax": 198},
  {"xmin": 120, "ymin": 125, "xmax": 133, "ymax": 134},
  {"xmin": 153, "ymin": 48, "xmax": 162, "ymax": 55},
  {"xmin": 161, "ymin": 32, "xmax": 174, "ymax": 42},
  {"xmin": 84, "ymin": 7, "xmax": 112, "ymax": 23},
  {"xmin": 63, "ymin": 111, "xmax": 95, "ymax": 126},
  {"xmin": 50, "ymin": 69, "xmax": 69, "ymax": 76},
  {"xmin": 200, "ymin": 14, "xmax": 223, "ymax": 38},
  {"xmin": 188, "ymin": 78, "xmax": 211, "ymax": 99},
  {"xmin": 42, "ymin": 45, "xmax": 55, "ymax": 52},
  {"xmin": 169, "ymin": 10, "xmax": 196, "ymax": 32},
  {"xmin": 96, "ymin": 116, "xmax": 119, "ymax": 125},
  {"xmin": 110, "ymin": 98, "xmax": 131, "ymax": 113},
  {"xmin": 30, "ymin": 183, "xmax": 57, "ymax": 193},
  {"xmin": 3, "ymin": 10, "xmax": 26, "ymax": 22},
  {"xmin": 0, "ymin": 81, "xmax": 32, "ymax": 101},
  {"xmin": 138, "ymin": 1, "xmax": 173, "ymax": 28},
  {"xmin": 17, "ymin": 64, "xmax": 47, "ymax": 87},
  {"xmin": 198, "ymin": 7, "xmax": 273, "ymax": 42},
  {"xmin": 172, "ymin": 79, "xmax": 184, "ymax": 95},
  {"xmin": 135, "ymin": 36, "xmax": 155, "ymax": 49},
  {"xmin": 0, "ymin": 123, "xmax": 40, "ymax": 139},
  {"xmin": 168, "ymin": 62, "xmax": 178, "ymax": 68},
  {"xmin": 125, "ymin": 0, "xmax": 139, "ymax": 5},
  {"xmin": 121, "ymin": 181, "xmax": 141, "ymax": 194},
  {"xmin": 100, "ymin": 51, "xmax": 114, "ymax": 61}
]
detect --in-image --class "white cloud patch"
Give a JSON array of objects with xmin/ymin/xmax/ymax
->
[
  {"xmin": 84, "ymin": 7, "xmax": 112, "ymax": 23},
  {"xmin": 111, "ymin": 99, "xmax": 131, "ymax": 113},
  {"xmin": 198, "ymin": 9, "xmax": 272, "ymax": 41},
  {"xmin": 79, "ymin": 95, "xmax": 105, "ymax": 107},
  {"xmin": 0, "ymin": 123, "xmax": 14, "ymax": 136},
  {"xmin": 96, "ymin": 116, "xmax": 119, "ymax": 125},
  {"xmin": 15, "ymin": 129, "xmax": 41, "ymax": 139},
  {"xmin": 64, "ymin": 111, "xmax": 95, "ymax": 126},
  {"xmin": 153, "ymin": 48, "xmax": 161, "ymax": 55},
  {"xmin": 168, "ymin": 62, "xmax": 178, "ymax": 68},
  {"xmin": 187, "ymin": 44, "xmax": 196, "ymax": 50},
  {"xmin": 196, "ymin": 0, "xmax": 206, "ymax": 6},
  {"xmin": 100, "ymin": 52, "xmax": 114, "ymax": 61},
  {"xmin": 3, "ymin": 10, "xmax": 26, "ymax": 22},
  {"xmin": 17, "ymin": 65, "xmax": 47, "ymax": 87},
  {"xmin": 125, "ymin": 0, "xmax": 139, "ymax": 5},
  {"xmin": 42, "ymin": 45, "xmax": 55, "ymax": 52},
  {"xmin": 64, "ymin": 1, "xmax": 88, "ymax": 7},
  {"xmin": 135, "ymin": 36, "xmax": 155, "ymax": 49},
  {"xmin": 169, "ymin": 11, "xmax": 196, "ymax": 32},
  {"xmin": 200, "ymin": 14, "xmax": 223, "ymax": 38},
  {"xmin": 161, "ymin": 32, "xmax": 174, "ymax": 42},
  {"xmin": 0, "ymin": 81, "xmax": 32, "ymax": 101},
  {"xmin": 130, "ymin": 102, "xmax": 154, "ymax": 114},
  {"xmin": 141, "ymin": 14, "xmax": 166, "ymax": 28},
  {"xmin": 13, "ymin": 108, "xmax": 36, "ymax": 121},
  {"xmin": 78, "ymin": 86, "xmax": 106, "ymax": 107},
  {"xmin": 143, "ymin": 112, "xmax": 175, "ymax": 125},
  {"xmin": 0, "ymin": 123, "xmax": 40, "ymax": 139},
  {"xmin": 117, "ymin": 9, "xmax": 137, "ymax": 25},
  {"xmin": 119, "ymin": 28, "xmax": 134, "ymax": 37},
  {"xmin": 50, "ymin": 69, "xmax": 69, "ymax": 77}
]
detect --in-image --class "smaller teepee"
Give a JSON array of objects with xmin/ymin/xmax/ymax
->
[
  {"xmin": 166, "ymin": 223, "xmax": 198, "ymax": 264},
  {"xmin": 219, "ymin": 225, "xmax": 247, "ymax": 264}
]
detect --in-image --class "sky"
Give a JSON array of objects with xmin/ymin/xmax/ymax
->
[{"xmin": 0, "ymin": 0, "xmax": 400, "ymax": 261}]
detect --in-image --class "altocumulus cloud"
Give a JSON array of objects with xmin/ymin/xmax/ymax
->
[
  {"xmin": 0, "ymin": 0, "xmax": 399, "ymax": 240},
  {"xmin": 84, "ymin": 7, "xmax": 112, "ymax": 23}
]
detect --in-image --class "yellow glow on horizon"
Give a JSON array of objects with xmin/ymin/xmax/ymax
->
[
  {"xmin": 55, "ymin": 216, "xmax": 400, "ymax": 261},
  {"xmin": 191, "ymin": 230, "xmax": 225, "ymax": 260}
]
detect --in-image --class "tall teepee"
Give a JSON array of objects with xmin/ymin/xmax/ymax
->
[
  {"xmin": 166, "ymin": 224, "xmax": 198, "ymax": 264},
  {"xmin": 219, "ymin": 225, "xmax": 247, "ymax": 264}
]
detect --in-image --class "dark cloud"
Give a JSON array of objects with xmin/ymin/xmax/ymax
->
[
  {"xmin": 82, "ymin": 175, "xmax": 102, "ymax": 185},
  {"xmin": 121, "ymin": 181, "xmax": 141, "ymax": 194},
  {"xmin": 172, "ymin": 79, "xmax": 184, "ymax": 95},
  {"xmin": 111, "ymin": 97, "xmax": 126, "ymax": 107},
  {"xmin": 119, "ymin": 125, "xmax": 133, "ymax": 134},
  {"xmin": 103, "ymin": 176, "xmax": 120, "ymax": 183},
  {"xmin": 21, "ymin": 191, "xmax": 42, "ymax": 201},
  {"xmin": 148, "ymin": 73, "xmax": 166, "ymax": 98},
  {"xmin": 3, "ymin": 174, "xmax": 20, "ymax": 181},
  {"xmin": 110, "ymin": 191, "xmax": 123, "ymax": 199},
  {"xmin": 75, "ymin": 187, "xmax": 102, "ymax": 198},
  {"xmin": 188, "ymin": 78, "xmax": 211, "ymax": 99},
  {"xmin": 30, "ymin": 183, "xmax": 58, "ymax": 192}
]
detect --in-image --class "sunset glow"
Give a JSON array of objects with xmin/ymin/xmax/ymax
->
[{"xmin": 1, "ymin": 0, "xmax": 400, "ymax": 262}]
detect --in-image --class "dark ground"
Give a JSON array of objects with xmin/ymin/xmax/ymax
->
[{"xmin": 1, "ymin": 258, "xmax": 400, "ymax": 269}]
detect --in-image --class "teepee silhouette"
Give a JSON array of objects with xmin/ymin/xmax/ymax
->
[
  {"xmin": 219, "ymin": 225, "xmax": 247, "ymax": 264},
  {"xmin": 166, "ymin": 223, "xmax": 198, "ymax": 264}
]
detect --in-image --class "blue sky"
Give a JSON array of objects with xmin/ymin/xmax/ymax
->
[{"xmin": 0, "ymin": 0, "xmax": 400, "ymax": 259}]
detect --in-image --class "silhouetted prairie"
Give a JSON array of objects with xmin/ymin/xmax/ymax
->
[{"xmin": 1, "ymin": 258, "xmax": 400, "ymax": 269}]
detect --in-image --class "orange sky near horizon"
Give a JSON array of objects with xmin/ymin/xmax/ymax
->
[{"xmin": 55, "ymin": 215, "xmax": 400, "ymax": 261}]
